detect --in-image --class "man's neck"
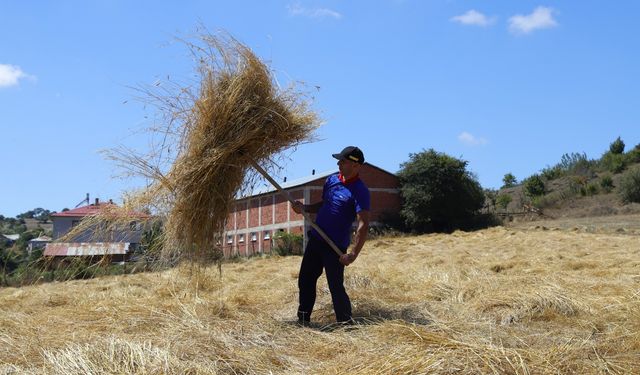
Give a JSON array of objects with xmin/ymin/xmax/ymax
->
[{"xmin": 338, "ymin": 172, "xmax": 359, "ymax": 184}]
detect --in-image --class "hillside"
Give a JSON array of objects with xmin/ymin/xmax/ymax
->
[
  {"xmin": 495, "ymin": 153, "xmax": 640, "ymax": 222},
  {"xmin": 2, "ymin": 225, "xmax": 639, "ymax": 374},
  {"xmin": 499, "ymin": 176, "xmax": 640, "ymax": 221}
]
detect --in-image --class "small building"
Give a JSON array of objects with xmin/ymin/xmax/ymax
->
[
  {"xmin": 1, "ymin": 234, "xmax": 19, "ymax": 247},
  {"xmin": 44, "ymin": 199, "xmax": 149, "ymax": 262},
  {"xmin": 27, "ymin": 235, "xmax": 52, "ymax": 254},
  {"xmin": 223, "ymin": 163, "xmax": 401, "ymax": 257}
]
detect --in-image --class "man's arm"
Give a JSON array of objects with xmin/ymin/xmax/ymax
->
[
  {"xmin": 340, "ymin": 210, "xmax": 369, "ymax": 266},
  {"xmin": 292, "ymin": 201, "xmax": 323, "ymax": 214}
]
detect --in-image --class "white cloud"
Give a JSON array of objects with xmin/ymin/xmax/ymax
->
[
  {"xmin": 451, "ymin": 10, "xmax": 495, "ymax": 27},
  {"xmin": 508, "ymin": 6, "xmax": 557, "ymax": 34},
  {"xmin": 287, "ymin": 3, "xmax": 342, "ymax": 19},
  {"xmin": 458, "ymin": 132, "xmax": 488, "ymax": 146},
  {"xmin": 0, "ymin": 64, "xmax": 34, "ymax": 88}
]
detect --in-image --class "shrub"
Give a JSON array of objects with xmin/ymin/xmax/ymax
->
[
  {"xmin": 569, "ymin": 175, "xmax": 588, "ymax": 194},
  {"xmin": 532, "ymin": 193, "xmax": 559, "ymax": 209},
  {"xmin": 626, "ymin": 147, "xmax": 640, "ymax": 164},
  {"xmin": 619, "ymin": 167, "xmax": 640, "ymax": 204},
  {"xmin": 523, "ymin": 174, "xmax": 546, "ymax": 197},
  {"xmin": 609, "ymin": 136, "xmax": 625, "ymax": 154},
  {"xmin": 556, "ymin": 152, "xmax": 594, "ymax": 176},
  {"xmin": 583, "ymin": 183, "xmax": 599, "ymax": 196},
  {"xmin": 541, "ymin": 165, "xmax": 563, "ymax": 181},
  {"xmin": 600, "ymin": 175, "xmax": 614, "ymax": 193},
  {"xmin": 496, "ymin": 194, "xmax": 512, "ymax": 210},
  {"xmin": 398, "ymin": 149, "xmax": 485, "ymax": 233},
  {"xmin": 273, "ymin": 232, "xmax": 303, "ymax": 256},
  {"xmin": 502, "ymin": 173, "xmax": 517, "ymax": 188},
  {"xmin": 600, "ymin": 152, "xmax": 627, "ymax": 174}
]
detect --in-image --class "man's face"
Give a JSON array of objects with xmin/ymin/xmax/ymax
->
[{"xmin": 338, "ymin": 158, "xmax": 360, "ymax": 178}]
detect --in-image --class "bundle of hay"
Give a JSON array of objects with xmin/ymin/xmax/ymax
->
[
  {"xmin": 60, "ymin": 33, "xmax": 319, "ymax": 264},
  {"xmin": 163, "ymin": 35, "xmax": 319, "ymax": 258}
]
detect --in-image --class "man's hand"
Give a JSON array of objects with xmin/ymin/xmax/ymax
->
[
  {"xmin": 292, "ymin": 201, "xmax": 305, "ymax": 214},
  {"xmin": 339, "ymin": 252, "xmax": 357, "ymax": 266}
]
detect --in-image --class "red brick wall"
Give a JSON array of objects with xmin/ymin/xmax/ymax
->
[
  {"xmin": 290, "ymin": 225, "xmax": 304, "ymax": 235},
  {"xmin": 236, "ymin": 202, "xmax": 247, "ymax": 230},
  {"xmin": 310, "ymin": 189, "xmax": 323, "ymax": 203},
  {"xmin": 370, "ymin": 191, "xmax": 401, "ymax": 222},
  {"xmin": 288, "ymin": 189, "xmax": 304, "ymax": 223},
  {"xmin": 225, "ymin": 212, "xmax": 234, "ymax": 231},
  {"xmin": 274, "ymin": 194, "xmax": 288, "ymax": 224},
  {"xmin": 260, "ymin": 196, "xmax": 273, "ymax": 225},
  {"xmin": 359, "ymin": 165, "xmax": 399, "ymax": 188},
  {"xmin": 249, "ymin": 199, "xmax": 260, "ymax": 227}
]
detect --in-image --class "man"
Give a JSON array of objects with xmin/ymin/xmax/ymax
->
[{"xmin": 292, "ymin": 146, "xmax": 370, "ymax": 325}]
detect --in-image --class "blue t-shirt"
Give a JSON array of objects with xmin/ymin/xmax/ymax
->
[{"xmin": 312, "ymin": 174, "xmax": 370, "ymax": 250}]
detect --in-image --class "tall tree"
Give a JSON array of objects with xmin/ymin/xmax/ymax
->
[{"xmin": 398, "ymin": 149, "xmax": 485, "ymax": 233}]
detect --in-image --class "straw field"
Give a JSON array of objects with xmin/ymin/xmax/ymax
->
[{"xmin": 2, "ymin": 225, "xmax": 639, "ymax": 374}]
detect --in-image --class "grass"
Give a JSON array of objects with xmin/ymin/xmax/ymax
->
[{"xmin": 2, "ymin": 226, "xmax": 640, "ymax": 374}]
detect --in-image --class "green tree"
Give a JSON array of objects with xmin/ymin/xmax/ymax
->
[
  {"xmin": 609, "ymin": 137, "xmax": 625, "ymax": 154},
  {"xmin": 502, "ymin": 173, "xmax": 517, "ymax": 188},
  {"xmin": 17, "ymin": 208, "xmax": 52, "ymax": 222},
  {"xmin": 523, "ymin": 174, "xmax": 546, "ymax": 197},
  {"xmin": 398, "ymin": 149, "xmax": 485, "ymax": 233}
]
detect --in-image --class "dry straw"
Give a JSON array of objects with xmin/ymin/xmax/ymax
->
[
  {"xmin": 61, "ymin": 32, "xmax": 320, "ymax": 263},
  {"xmin": 162, "ymin": 34, "xmax": 318, "ymax": 259},
  {"xmin": 3, "ymin": 227, "xmax": 640, "ymax": 373}
]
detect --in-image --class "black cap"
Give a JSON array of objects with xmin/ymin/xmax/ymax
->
[{"xmin": 332, "ymin": 146, "xmax": 365, "ymax": 164}]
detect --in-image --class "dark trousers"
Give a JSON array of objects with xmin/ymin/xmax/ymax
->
[{"xmin": 297, "ymin": 235, "xmax": 352, "ymax": 322}]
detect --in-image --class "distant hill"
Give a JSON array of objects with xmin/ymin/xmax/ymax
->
[
  {"xmin": 23, "ymin": 218, "xmax": 53, "ymax": 232},
  {"xmin": 492, "ymin": 141, "xmax": 640, "ymax": 222}
]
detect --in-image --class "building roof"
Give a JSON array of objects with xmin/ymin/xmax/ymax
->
[
  {"xmin": 29, "ymin": 236, "xmax": 52, "ymax": 242},
  {"xmin": 44, "ymin": 242, "xmax": 130, "ymax": 256},
  {"xmin": 242, "ymin": 168, "xmax": 337, "ymax": 198},
  {"xmin": 238, "ymin": 162, "xmax": 398, "ymax": 199},
  {"xmin": 51, "ymin": 203, "xmax": 149, "ymax": 219},
  {"xmin": 2, "ymin": 234, "xmax": 19, "ymax": 241}
]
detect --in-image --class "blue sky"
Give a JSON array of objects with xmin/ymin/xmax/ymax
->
[{"xmin": 1, "ymin": 1, "xmax": 639, "ymax": 217}]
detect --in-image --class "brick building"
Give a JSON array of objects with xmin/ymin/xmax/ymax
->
[{"xmin": 223, "ymin": 163, "xmax": 400, "ymax": 257}]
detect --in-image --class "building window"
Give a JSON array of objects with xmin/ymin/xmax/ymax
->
[
  {"xmin": 71, "ymin": 220, "xmax": 81, "ymax": 228},
  {"xmin": 227, "ymin": 235, "xmax": 233, "ymax": 244},
  {"xmin": 129, "ymin": 221, "xmax": 139, "ymax": 231},
  {"xmin": 239, "ymin": 234, "xmax": 245, "ymax": 243},
  {"xmin": 264, "ymin": 231, "xmax": 270, "ymax": 240},
  {"xmin": 250, "ymin": 232, "xmax": 257, "ymax": 242}
]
